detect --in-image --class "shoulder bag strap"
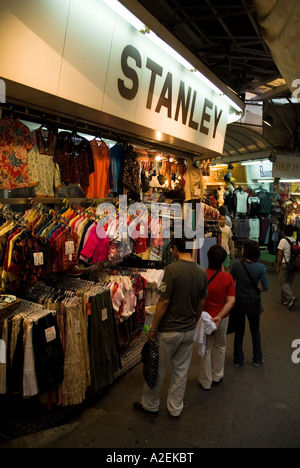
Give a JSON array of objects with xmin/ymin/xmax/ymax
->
[
  {"xmin": 208, "ymin": 270, "xmax": 220, "ymax": 285},
  {"xmin": 240, "ymin": 260, "xmax": 261, "ymax": 296}
]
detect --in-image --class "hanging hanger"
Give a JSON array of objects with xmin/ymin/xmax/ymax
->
[
  {"xmin": 40, "ymin": 113, "xmax": 50, "ymax": 132},
  {"xmin": 95, "ymin": 129, "xmax": 102, "ymax": 141}
]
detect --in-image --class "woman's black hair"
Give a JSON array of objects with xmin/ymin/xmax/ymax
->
[
  {"xmin": 242, "ymin": 239, "xmax": 260, "ymax": 262},
  {"xmin": 207, "ymin": 244, "xmax": 227, "ymax": 269}
]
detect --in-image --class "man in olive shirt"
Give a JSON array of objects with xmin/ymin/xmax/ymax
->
[{"xmin": 134, "ymin": 235, "xmax": 208, "ymax": 418}]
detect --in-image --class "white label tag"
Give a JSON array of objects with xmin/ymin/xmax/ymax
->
[
  {"xmin": 74, "ymin": 320, "xmax": 80, "ymax": 334},
  {"xmin": 194, "ymin": 189, "xmax": 201, "ymax": 196},
  {"xmin": 45, "ymin": 326, "xmax": 56, "ymax": 343},
  {"xmin": 65, "ymin": 241, "xmax": 75, "ymax": 255},
  {"xmin": 102, "ymin": 308, "xmax": 108, "ymax": 321},
  {"xmin": 139, "ymin": 290, "xmax": 143, "ymax": 300},
  {"xmin": 33, "ymin": 252, "xmax": 44, "ymax": 266},
  {"xmin": 0, "ymin": 339, "xmax": 6, "ymax": 364}
]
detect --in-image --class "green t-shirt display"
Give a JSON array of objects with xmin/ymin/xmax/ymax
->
[{"xmin": 157, "ymin": 259, "xmax": 208, "ymax": 333}]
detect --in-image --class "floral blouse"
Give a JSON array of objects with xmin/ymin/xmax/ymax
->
[
  {"xmin": 0, "ymin": 117, "xmax": 36, "ymax": 189},
  {"xmin": 53, "ymin": 132, "xmax": 94, "ymax": 190}
]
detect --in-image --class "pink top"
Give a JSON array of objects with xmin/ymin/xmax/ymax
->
[{"xmin": 79, "ymin": 224, "xmax": 109, "ymax": 264}]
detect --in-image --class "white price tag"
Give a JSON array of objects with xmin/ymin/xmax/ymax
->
[
  {"xmin": 65, "ymin": 241, "xmax": 75, "ymax": 256},
  {"xmin": 0, "ymin": 339, "xmax": 6, "ymax": 364},
  {"xmin": 102, "ymin": 308, "xmax": 108, "ymax": 321},
  {"xmin": 45, "ymin": 326, "xmax": 56, "ymax": 343},
  {"xmin": 139, "ymin": 290, "xmax": 143, "ymax": 300},
  {"xmin": 74, "ymin": 320, "xmax": 80, "ymax": 334},
  {"xmin": 33, "ymin": 252, "xmax": 44, "ymax": 266}
]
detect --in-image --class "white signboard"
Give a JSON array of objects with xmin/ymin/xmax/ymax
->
[
  {"xmin": 246, "ymin": 161, "xmax": 273, "ymax": 181},
  {"xmin": 0, "ymin": 0, "xmax": 239, "ymax": 154},
  {"xmin": 273, "ymin": 155, "xmax": 300, "ymax": 179}
]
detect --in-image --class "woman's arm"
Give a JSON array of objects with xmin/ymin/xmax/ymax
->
[{"xmin": 212, "ymin": 296, "xmax": 235, "ymax": 328}]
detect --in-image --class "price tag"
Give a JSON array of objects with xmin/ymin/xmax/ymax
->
[
  {"xmin": 139, "ymin": 290, "xmax": 144, "ymax": 300},
  {"xmin": 45, "ymin": 326, "xmax": 56, "ymax": 343},
  {"xmin": 65, "ymin": 241, "xmax": 75, "ymax": 256},
  {"xmin": 194, "ymin": 189, "xmax": 201, "ymax": 197},
  {"xmin": 33, "ymin": 252, "xmax": 44, "ymax": 266},
  {"xmin": 0, "ymin": 339, "xmax": 6, "ymax": 364},
  {"xmin": 74, "ymin": 320, "xmax": 80, "ymax": 334},
  {"xmin": 102, "ymin": 308, "xmax": 108, "ymax": 321}
]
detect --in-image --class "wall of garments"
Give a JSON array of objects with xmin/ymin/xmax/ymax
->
[
  {"xmin": 224, "ymin": 183, "xmax": 285, "ymax": 255},
  {"xmin": 0, "ymin": 105, "xmax": 223, "ymax": 411},
  {"xmin": 0, "ymin": 111, "xmax": 209, "ymax": 204}
]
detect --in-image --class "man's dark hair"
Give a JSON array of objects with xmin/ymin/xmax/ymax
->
[
  {"xmin": 171, "ymin": 235, "xmax": 193, "ymax": 254},
  {"xmin": 283, "ymin": 224, "xmax": 294, "ymax": 237},
  {"xmin": 207, "ymin": 244, "xmax": 227, "ymax": 269},
  {"xmin": 218, "ymin": 205, "xmax": 227, "ymax": 217},
  {"xmin": 242, "ymin": 239, "xmax": 260, "ymax": 262}
]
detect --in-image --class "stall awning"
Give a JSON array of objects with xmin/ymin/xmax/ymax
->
[{"xmin": 217, "ymin": 124, "xmax": 273, "ymax": 164}]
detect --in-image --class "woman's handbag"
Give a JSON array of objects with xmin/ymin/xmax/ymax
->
[{"xmin": 240, "ymin": 260, "xmax": 263, "ymax": 313}]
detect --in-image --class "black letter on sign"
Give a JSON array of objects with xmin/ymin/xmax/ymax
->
[
  {"xmin": 146, "ymin": 58, "xmax": 163, "ymax": 110},
  {"xmin": 200, "ymin": 98, "xmax": 213, "ymax": 135},
  {"xmin": 175, "ymin": 81, "xmax": 192, "ymax": 125},
  {"xmin": 118, "ymin": 45, "xmax": 141, "ymax": 100},
  {"xmin": 155, "ymin": 72, "xmax": 173, "ymax": 118}
]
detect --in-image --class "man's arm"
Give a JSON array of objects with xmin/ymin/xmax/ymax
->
[
  {"xmin": 196, "ymin": 298, "xmax": 206, "ymax": 323},
  {"xmin": 277, "ymin": 249, "xmax": 283, "ymax": 273},
  {"xmin": 147, "ymin": 296, "xmax": 169, "ymax": 342}
]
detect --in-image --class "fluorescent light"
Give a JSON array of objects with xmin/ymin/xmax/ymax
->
[
  {"xmin": 281, "ymin": 179, "xmax": 300, "ymax": 183},
  {"xmin": 103, "ymin": 0, "xmax": 243, "ymax": 120},
  {"xmin": 102, "ymin": 0, "xmax": 145, "ymax": 30},
  {"xmin": 241, "ymin": 160, "xmax": 268, "ymax": 166}
]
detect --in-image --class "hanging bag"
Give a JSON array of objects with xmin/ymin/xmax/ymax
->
[
  {"xmin": 240, "ymin": 260, "xmax": 263, "ymax": 313},
  {"xmin": 141, "ymin": 341, "xmax": 159, "ymax": 389}
]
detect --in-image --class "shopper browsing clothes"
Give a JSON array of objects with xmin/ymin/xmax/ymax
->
[
  {"xmin": 134, "ymin": 235, "xmax": 208, "ymax": 418},
  {"xmin": 230, "ymin": 240, "xmax": 269, "ymax": 368},
  {"xmin": 277, "ymin": 224, "xmax": 298, "ymax": 309},
  {"xmin": 219, "ymin": 214, "xmax": 233, "ymax": 272},
  {"xmin": 198, "ymin": 245, "xmax": 235, "ymax": 391}
]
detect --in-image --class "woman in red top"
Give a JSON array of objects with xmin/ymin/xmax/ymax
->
[{"xmin": 198, "ymin": 245, "xmax": 235, "ymax": 390}]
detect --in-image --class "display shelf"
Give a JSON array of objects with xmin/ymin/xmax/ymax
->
[{"xmin": 0, "ymin": 299, "xmax": 21, "ymax": 322}]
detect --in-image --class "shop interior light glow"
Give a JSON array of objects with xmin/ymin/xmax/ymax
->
[{"xmin": 102, "ymin": 0, "xmax": 243, "ymax": 120}]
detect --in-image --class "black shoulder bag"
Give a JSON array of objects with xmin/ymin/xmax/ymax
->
[{"xmin": 240, "ymin": 260, "xmax": 261, "ymax": 296}]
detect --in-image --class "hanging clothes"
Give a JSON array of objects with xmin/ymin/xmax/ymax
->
[
  {"xmin": 122, "ymin": 146, "xmax": 141, "ymax": 195},
  {"xmin": 27, "ymin": 127, "xmax": 62, "ymax": 197},
  {"xmin": 109, "ymin": 142, "xmax": 125, "ymax": 194},
  {"xmin": 86, "ymin": 139, "xmax": 110, "ymax": 199},
  {"xmin": 53, "ymin": 132, "xmax": 94, "ymax": 191},
  {"xmin": 0, "ymin": 117, "xmax": 36, "ymax": 190},
  {"xmin": 183, "ymin": 159, "xmax": 204, "ymax": 201}
]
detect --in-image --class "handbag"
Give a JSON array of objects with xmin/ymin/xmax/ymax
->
[
  {"xmin": 240, "ymin": 260, "xmax": 263, "ymax": 313},
  {"xmin": 240, "ymin": 260, "xmax": 261, "ymax": 296},
  {"xmin": 141, "ymin": 341, "xmax": 159, "ymax": 389}
]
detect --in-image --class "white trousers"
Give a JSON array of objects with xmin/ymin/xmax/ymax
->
[
  {"xmin": 198, "ymin": 317, "xmax": 229, "ymax": 389},
  {"xmin": 142, "ymin": 330, "xmax": 194, "ymax": 417}
]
